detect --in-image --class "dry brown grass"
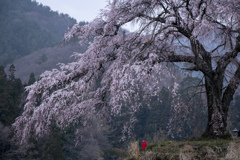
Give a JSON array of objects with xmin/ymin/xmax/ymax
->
[
  {"xmin": 126, "ymin": 138, "xmax": 240, "ymax": 160},
  {"xmin": 129, "ymin": 141, "xmax": 140, "ymax": 160},
  {"xmin": 179, "ymin": 145, "xmax": 195, "ymax": 160},
  {"xmin": 225, "ymin": 141, "xmax": 240, "ymax": 160}
]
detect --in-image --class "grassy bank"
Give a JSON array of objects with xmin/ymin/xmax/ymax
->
[{"xmin": 126, "ymin": 138, "xmax": 240, "ymax": 160}]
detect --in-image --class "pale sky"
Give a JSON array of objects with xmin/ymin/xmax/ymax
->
[
  {"xmin": 35, "ymin": 0, "xmax": 137, "ymax": 31},
  {"xmin": 36, "ymin": 0, "xmax": 108, "ymax": 22}
]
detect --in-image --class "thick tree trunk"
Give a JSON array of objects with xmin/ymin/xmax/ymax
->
[
  {"xmin": 203, "ymin": 77, "xmax": 229, "ymax": 138},
  {"xmin": 203, "ymin": 98, "xmax": 228, "ymax": 137}
]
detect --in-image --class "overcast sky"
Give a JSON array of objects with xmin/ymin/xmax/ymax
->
[
  {"xmin": 36, "ymin": 0, "xmax": 108, "ymax": 22},
  {"xmin": 35, "ymin": 0, "xmax": 137, "ymax": 31}
]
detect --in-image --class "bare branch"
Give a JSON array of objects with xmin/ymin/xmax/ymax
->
[
  {"xmin": 215, "ymin": 34, "xmax": 240, "ymax": 82},
  {"xmin": 210, "ymin": 42, "xmax": 225, "ymax": 54},
  {"xmin": 222, "ymin": 65, "xmax": 240, "ymax": 109}
]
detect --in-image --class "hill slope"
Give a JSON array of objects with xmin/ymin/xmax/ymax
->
[
  {"xmin": 0, "ymin": 0, "xmax": 77, "ymax": 66},
  {"xmin": 6, "ymin": 41, "xmax": 87, "ymax": 83}
]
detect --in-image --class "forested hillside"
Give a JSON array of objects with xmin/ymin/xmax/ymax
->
[{"xmin": 0, "ymin": 0, "xmax": 76, "ymax": 66}]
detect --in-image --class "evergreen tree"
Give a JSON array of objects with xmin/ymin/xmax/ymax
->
[
  {"xmin": 145, "ymin": 87, "xmax": 172, "ymax": 139},
  {"xmin": 8, "ymin": 64, "xmax": 15, "ymax": 81},
  {"xmin": 0, "ymin": 65, "xmax": 23, "ymax": 126},
  {"xmin": 134, "ymin": 106, "xmax": 150, "ymax": 139},
  {"xmin": 134, "ymin": 87, "xmax": 172, "ymax": 140},
  {"xmin": 28, "ymin": 72, "xmax": 36, "ymax": 85},
  {"xmin": 0, "ymin": 94, "xmax": 15, "ymax": 125},
  {"xmin": 0, "ymin": 66, "xmax": 7, "ymax": 93},
  {"xmin": 175, "ymin": 76, "xmax": 207, "ymax": 138}
]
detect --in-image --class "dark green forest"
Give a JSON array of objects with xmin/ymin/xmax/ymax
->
[
  {"xmin": 1, "ymin": 0, "xmax": 240, "ymax": 160},
  {"xmin": 0, "ymin": 65, "xmax": 23, "ymax": 126},
  {"xmin": 0, "ymin": 0, "xmax": 76, "ymax": 66}
]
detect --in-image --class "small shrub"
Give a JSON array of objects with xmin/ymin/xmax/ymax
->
[{"xmin": 222, "ymin": 131, "xmax": 233, "ymax": 139}]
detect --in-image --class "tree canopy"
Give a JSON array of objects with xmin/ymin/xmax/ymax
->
[{"xmin": 14, "ymin": 0, "xmax": 240, "ymax": 143}]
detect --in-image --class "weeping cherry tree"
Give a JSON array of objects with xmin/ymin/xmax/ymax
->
[{"xmin": 13, "ymin": 0, "xmax": 240, "ymax": 143}]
